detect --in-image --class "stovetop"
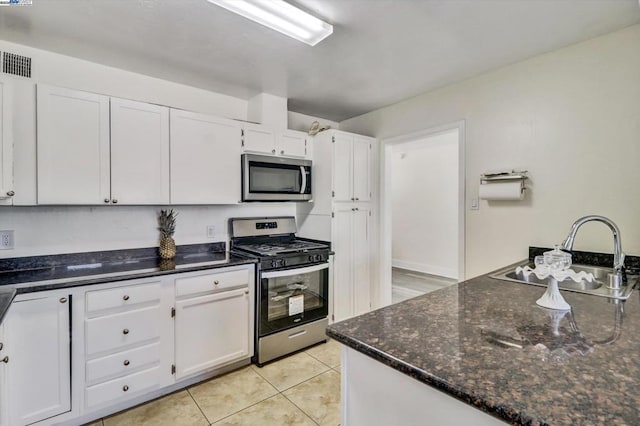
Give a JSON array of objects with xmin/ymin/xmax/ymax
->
[{"xmin": 233, "ymin": 239, "xmax": 329, "ymax": 257}]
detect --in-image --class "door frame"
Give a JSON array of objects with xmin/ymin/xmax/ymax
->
[{"xmin": 377, "ymin": 120, "xmax": 466, "ymax": 308}]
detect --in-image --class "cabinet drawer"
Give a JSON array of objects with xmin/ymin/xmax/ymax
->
[
  {"xmin": 175, "ymin": 269, "xmax": 249, "ymax": 297},
  {"xmin": 86, "ymin": 342, "xmax": 160, "ymax": 384},
  {"xmin": 85, "ymin": 365, "xmax": 161, "ymax": 408},
  {"xmin": 86, "ymin": 306, "xmax": 161, "ymax": 355},
  {"xmin": 86, "ymin": 281, "xmax": 161, "ymax": 313}
]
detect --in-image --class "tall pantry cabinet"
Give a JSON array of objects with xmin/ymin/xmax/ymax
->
[{"xmin": 297, "ymin": 130, "xmax": 377, "ymax": 323}]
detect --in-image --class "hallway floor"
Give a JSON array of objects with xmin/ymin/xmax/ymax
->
[
  {"xmin": 392, "ymin": 267, "xmax": 458, "ymax": 303},
  {"xmin": 86, "ymin": 339, "xmax": 342, "ymax": 426}
]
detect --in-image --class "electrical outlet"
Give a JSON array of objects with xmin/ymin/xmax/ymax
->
[
  {"xmin": 0, "ymin": 230, "xmax": 14, "ymax": 250},
  {"xmin": 206, "ymin": 225, "xmax": 216, "ymax": 239}
]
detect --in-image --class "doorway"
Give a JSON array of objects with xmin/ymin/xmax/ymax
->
[{"xmin": 378, "ymin": 122, "xmax": 465, "ymax": 306}]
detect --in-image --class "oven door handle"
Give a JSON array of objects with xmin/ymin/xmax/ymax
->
[
  {"xmin": 262, "ymin": 262, "xmax": 328, "ymax": 279},
  {"xmin": 299, "ymin": 166, "xmax": 307, "ymax": 194}
]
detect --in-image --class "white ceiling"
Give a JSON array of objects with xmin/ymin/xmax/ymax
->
[{"xmin": 0, "ymin": 0, "xmax": 639, "ymax": 122}]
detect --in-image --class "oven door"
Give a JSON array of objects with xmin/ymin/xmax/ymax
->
[
  {"xmin": 242, "ymin": 154, "xmax": 312, "ymax": 201},
  {"xmin": 259, "ymin": 263, "xmax": 328, "ymax": 336}
]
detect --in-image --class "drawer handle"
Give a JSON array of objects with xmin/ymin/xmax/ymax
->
[
  {"xmin": 123, "ymin": 329, "xmax": 130, "ymax": 335},
  {"xmin": 214, "ymin": 280, "xmax": 220, "ymax": 285},
  {"xmin": 123, "ymin": 359, "xmax": 130, "ymax": 366},
  {"xmin": 0, "ymin": 342, "xmax": 4, "ymax": 351},
  {"xmin": 1, "ymin": 356, "xmax": 8, "ymax": 363},
  {"xmin": 123, "ymin": 295, "xmax": 130, "ymax": 301},
  {"xmin": 123, "ymin": 385, "xmax": 129, "ymax": 392}
]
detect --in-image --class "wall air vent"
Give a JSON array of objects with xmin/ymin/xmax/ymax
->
[{"xmin": 2, "ymin": 51, "xmax": 32, "ymax": 78}]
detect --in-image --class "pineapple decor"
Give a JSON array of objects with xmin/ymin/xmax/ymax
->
[{"xmin": 158, "ymin": 209, "xmax": 177, "ymax": 259}]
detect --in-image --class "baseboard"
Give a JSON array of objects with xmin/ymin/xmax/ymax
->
[{"xmin": 392, "ymin": 259, "xmax": 458, "ymax": 279}]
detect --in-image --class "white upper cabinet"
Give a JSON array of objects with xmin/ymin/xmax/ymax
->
[
  {"xmin": 0, "ymin": 78, "xmax": 14, "ymax": 206},
  {"xmin": 170, "ymin": 109, "xmax": 242, "ymax": 204},
  {"xmin": 333, "ymin": 132, "xmax": 372, "ymax": 203},
  {"xmin": 278, "ymin": 130, "xmax": 307, "ymax": 158},
  {"xmin": 242, "ymin": 123, "xmax": 276, "ymax": 155},
  {"xmin": 110, "ymin": 98, "xmax": 170, "ymax": 204},
  {"xmin": 351, "ymin": 136, "xmax": 371, "ymax": 202},
  {"xmin": 37, "ymin": 87, "xmax": 171, "ymax": 205},
  {"xmin": 242, "ymin": 123, "xmax": 308, "ymax": 158},
  {"xmin": 37, "ymin": 85, "xmax": 110, "ymax": 204}
]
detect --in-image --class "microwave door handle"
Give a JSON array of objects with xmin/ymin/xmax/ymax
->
[{"xmin": 300, "ymin": 166, "xmax": 306, "ymax": 194}]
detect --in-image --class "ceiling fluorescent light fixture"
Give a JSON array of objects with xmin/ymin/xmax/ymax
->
[{"xmin": 208, "ymin": 0, "xmax": 333, "ymax": 46}]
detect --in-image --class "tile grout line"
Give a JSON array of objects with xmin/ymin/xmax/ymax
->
[
  {"xmin": 280, "ymin": 392, "xmax": 321, "ymax": 426},
  {"xmin": 186, "ymin": 387, "xmax": 214, "ymax": 425}
]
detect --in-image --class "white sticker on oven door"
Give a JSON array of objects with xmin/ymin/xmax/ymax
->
[{"xmin": 289, "ymin": 294, "xmax": 304, "ymax": 316}]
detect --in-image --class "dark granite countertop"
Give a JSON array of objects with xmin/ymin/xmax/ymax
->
[
  {"xmin": 0, "ymin": 243, "xmax": 256, "ymax": 296},
  {"xmin": 0, "ymin": 286, "xmax": 16, "ymax": 324},
  {"xmin": 327, "ymin": 266, "xmax": 640, "ymax": 425}
]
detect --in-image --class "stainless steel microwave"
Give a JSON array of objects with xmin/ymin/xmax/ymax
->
[{"xmin": 242, "ymin": 154, "xmax": 312, "ymax": 202}]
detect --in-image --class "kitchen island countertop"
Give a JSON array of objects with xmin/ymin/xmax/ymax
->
[{"xmin": 327, "ymin": 265, "xmax": 640, "ymax": 425}]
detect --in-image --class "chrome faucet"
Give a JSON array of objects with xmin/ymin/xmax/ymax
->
[{"xmin": 561, "ymin": 215, "xmax": 625, "ymax": 287}]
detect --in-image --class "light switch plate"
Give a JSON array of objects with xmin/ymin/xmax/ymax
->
[
  {"xmin": 206, "ymin": 225, "xmax": 216, "ymax": 239},
  {"xmin": 470, "ymin": 197, "xmax": 479, "ymax": 210}
]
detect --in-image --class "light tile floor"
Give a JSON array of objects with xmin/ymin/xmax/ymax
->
[
  {"xmin": 392, "ymin": 267, "xmax": 458, "ymax": 304},
  {"xmin": 86, "ymin": 339, "xmax": 342, "ymax": 426}
]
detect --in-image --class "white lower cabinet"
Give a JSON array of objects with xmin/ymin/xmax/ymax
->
[
  {"xmin": 332, "ymin": 205, "xmax": 372, "ymax": 322},
  {"xmin": 83, "ymin": 278, "xmax": 173, "ymax": 411},
  {"xmin": 174, "ymin": 267, "xmax": 253, "ymax": 380},
  {"xmin": 2, "ymin": 293, "xmax": 71, "ymax": 426},
  {"xmin": 0, "ymin": 264, "xmax": 255, "ymax": 425}
]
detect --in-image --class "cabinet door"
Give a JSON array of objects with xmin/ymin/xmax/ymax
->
[
  {"xmin": 332, "ymin": 207, "xmax": 354, "ymax": 322},
  {"xmin": 242, "ymin": 124, "xmax": 276, "ymax": 155},
  {"xmin": 174, "ymin": 288, "xmax": 250, "ymax": 379},
  {"xmin": 332, "ymin": 134, "xmax": 353, "ymax": 202},
  {"xmin": 170, "ymin": 109, "xmax": 241, "ymax": 204},
  {"xmin": 278, "ymin": 130, "xmax": 307, "ymax": 158},
  {"xmin": 352, "ymin": 137, "xmax": 371, "ymax": 202},
  {"xmin": 110, "ymin": 98, "xmax": 170, "ymax": 204},
  {"xmin": 5, "ymin": 295, "xmax": 71, "ymax": 425},
  {"xmin": 0, "ymin": 78, "xmax": 14, "ymax": 206},
  {"xmin": 352, "ymin": 207, "xmax": 371, "ymax": 316},
  {"xmin": 37, "ymin": 85, "xmax": 110, "ymax": 204}
]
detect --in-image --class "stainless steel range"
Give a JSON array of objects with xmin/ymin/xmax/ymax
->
[{"xmin": 229, "ymin": 216, "xmax": 331, "ymax": 366}]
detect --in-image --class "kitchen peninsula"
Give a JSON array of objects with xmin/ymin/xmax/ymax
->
[{"xmin": 328, "ymin": 266, "xmax": 640, "ymax": 425}]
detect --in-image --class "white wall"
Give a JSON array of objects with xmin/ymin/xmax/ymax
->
[
  {"xmin": 340, "ymin": 24, "xmax": 640, "ymax": 278},
  {"xmin": 0, "ymin": 40, "xmax": 331, "ymax": 258},
  {"xmin": 391, "ymin": 130, "xmax": 458, "ymax": 278}
]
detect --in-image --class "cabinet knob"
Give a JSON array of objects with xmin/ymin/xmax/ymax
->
[
  {"xmin": 112, "ymin": 199, "xmax": 118, "ymax": 204},
  {"xmin": 351, "ymin": 198, "xmax": 355, "ymax": 201},
  {"xmin": 6, "ymin": 191, "xmax": 14, "ymax": 197},
  {"xmin": 123, "ymin": 385, "xmax": 129, "ymax": 392},
  {"xmin": 355, "ymin": 197, "xmax": 360, "ymax": 201},
  {"xmin": 123, "ymin": 359, "xmax": 130, "ymax": 366},
  {"xmin": 104, "ymin": 198, "xmax": 110, "ymax": 203},
  {"xmin": 271, "ymin": 149, "xmax": 276, "ymax": 154},
  {"xmin": 123, "ymin": 295, "xmax": 130, "ymax": 301},
  {"xmin": 0, "ymin": 342, "xmax": 3, "ymax": 351},
  {"xmin": 59, "ymin": 297, "xmax": 67, "ymax": 303},
  {"xmin": 123, "ymin": 328, "xmax": 130, "ymax": 335},
  {"xmin": 280, "ymin": 150, "xmax": 284, "ymax": 155},
  {"xmin": 245, "ymin": 290, "xmax": 249, "ymax": 295},
  {"xmin": 1, "ymin": 356, "xmax": 8, "ymax": 364},
  {"xmin": 214, "ymin": 280, "xmax": 220, "ymax": 285}
]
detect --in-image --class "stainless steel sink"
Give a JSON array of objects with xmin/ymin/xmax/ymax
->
[{"xmin": 490, "ymin": 261, "xmax": 638, "ymax": 300}]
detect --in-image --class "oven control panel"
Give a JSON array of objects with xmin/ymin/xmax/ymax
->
[{"xmin": 261, "ymin": 251, "xmax": 329, "ymax": 271}]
